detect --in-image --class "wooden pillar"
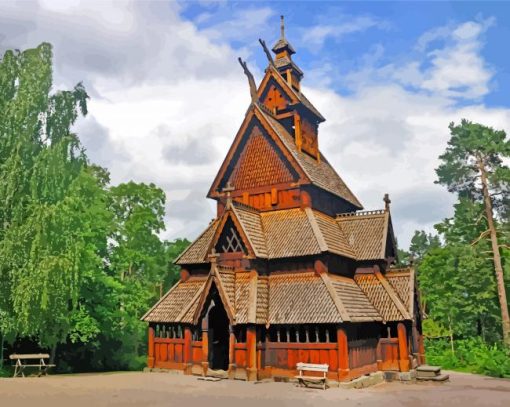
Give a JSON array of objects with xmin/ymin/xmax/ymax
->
[
  {"xmin": 376, "ymin": 337, "xmax": 383, "ymax": 371},
  {"xmin": 397, "ymin": 323, "xmax": 410, "ymax": 372},
  {"xmin": 201, "ymin": 319, "xmax": 209, "ymax": 376},
  {"xmin": 228, "ymin": 325, "xmax": 236, "ymax": 379},
  {"xmin": 264, "ymin": 329, "xmax": 272, "ymax": 377},
  {"xmin": 246, "ymin": 325, "xmax": 257, "ymax": 381},
  {"xmin": 337, "ymin": 327, "xmax": 350, "ymax": 381},
  {"xmin": 184, "ymin": 326, "xmax": 192, "ymax": 375},
  {"xmin": 147, "ymin": 326, "xmax": 155, "ymax": 369}
]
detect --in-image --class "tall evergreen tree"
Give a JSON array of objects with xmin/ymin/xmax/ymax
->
[{"xmin": 436, "ymin": 120, "xmax": 510, "ymax": 345}]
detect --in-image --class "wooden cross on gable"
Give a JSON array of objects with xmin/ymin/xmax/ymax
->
[
  {"xmin": 222, "ymin": 182, "xmax": 235, "ymax": 196},
  {"xmin": 222, "ymin": 182, "xmax": 235, "ymax": 208}
]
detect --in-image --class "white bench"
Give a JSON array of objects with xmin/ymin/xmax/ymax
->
[
  {"xmin": 9, "ymin": 353, "xmax": 55, "ymax": 377},
  {"xmin": 295, "ymin": 362, "xmax": 329, "ymax": 390}
]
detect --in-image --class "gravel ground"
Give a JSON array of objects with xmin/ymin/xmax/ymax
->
[{"xmin": 0, "ymin": 370, "xmax": 509, "ymax": 407}]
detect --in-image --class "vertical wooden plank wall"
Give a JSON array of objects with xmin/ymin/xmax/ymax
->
[{"xmin": 147, "ymin": 326, "xmax": 155, "ymax": 368}]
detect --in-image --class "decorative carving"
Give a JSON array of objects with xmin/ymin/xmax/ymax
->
[{"xmin": 238, "ymin": 57, "xmax": 258, "ymax": 103}]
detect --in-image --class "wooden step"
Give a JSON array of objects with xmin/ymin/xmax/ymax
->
[
  {"xmin": 416, "ymin": 365, "xmax": 441, "ymax": 374},
  {"xmin": 417, "ymin": 373, "xmax": 449, "ymax": 382},
  {"xmin": 416, "ymin": 370, "xmax": 440, "ymax": 378}
]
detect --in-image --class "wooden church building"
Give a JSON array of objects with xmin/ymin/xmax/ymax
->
[{"xmin": 142, "ymin": 18, "xmax": 425, "ymax": 382}]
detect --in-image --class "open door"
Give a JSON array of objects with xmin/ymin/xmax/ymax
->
[{"xmin": 202, "ymin": 284, "xmax": 230, "ymax": 371}]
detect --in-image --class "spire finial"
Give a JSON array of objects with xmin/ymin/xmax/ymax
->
[
  {"xmin": 280, "ymin": 15, "xmax": 285, "ymax": 39},
  {"xmin": 383, "ymin": 193, "xmax": 391, "ymax": 211}
]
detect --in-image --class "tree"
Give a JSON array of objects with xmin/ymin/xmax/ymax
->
[
  {"xmin": 436, "ymin": 120, "xmax": 510, "ymax": 345},
  {"xmin": 0, "ymin": 43, "xmax": 95, "ymax": 362}
]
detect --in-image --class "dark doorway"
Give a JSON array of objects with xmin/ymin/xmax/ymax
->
[{"xmin": 207, "ymin": 288, "xmax": 229, "ymax": 371}]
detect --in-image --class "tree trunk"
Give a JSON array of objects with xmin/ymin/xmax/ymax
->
[
  {"xmin": 0, "ymin": 332, "xmax": 4, "ymax": 369},
  {"xmin": 50, "ymin": 343, "xmax": 57, "ymax": 365},
  {"xmin": 478, "ymin": 158, "xmax": 510, "ymax": 346}
]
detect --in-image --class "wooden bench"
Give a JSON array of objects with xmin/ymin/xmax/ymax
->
[
  {"xmin": 295, "ymin": 362, "xmax": 329, "ymax": 390},
  {"xmin": 9, "ymin": 353, "xmax": 55, "ymax": 377}
]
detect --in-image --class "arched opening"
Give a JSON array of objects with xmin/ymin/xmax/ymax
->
[{"xmin": 203, "ymin": 284, "xmax": 230, "ymax": 371}]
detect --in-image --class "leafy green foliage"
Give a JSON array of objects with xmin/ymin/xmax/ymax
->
[
  {"xmin": 436, "ymin": 120, "xmax": 510, "ymax": 210},
  {"xmin": 0, "ymin": 43, "xmax": 187, "ymax": 371},
  {"xmin": 426, "ymin": 338, "xmax": 510, "ymax": 378}
]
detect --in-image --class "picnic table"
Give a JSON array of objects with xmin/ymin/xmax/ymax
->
[{"xmin": 9, "ymin": 353, "xmax": 55, "ymax": 377}]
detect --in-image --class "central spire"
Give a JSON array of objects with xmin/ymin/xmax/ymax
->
[{"xmin": 272, "ymin": 15, "xmax": 302, "ymax": 89}]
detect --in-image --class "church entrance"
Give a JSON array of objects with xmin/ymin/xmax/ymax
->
[{"xmin": 206, "ymin": 286, "xmax": 229, "ymax": 371}]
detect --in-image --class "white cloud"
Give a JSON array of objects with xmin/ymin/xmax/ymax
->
[
  {"xmin": 340, "ymin": 18, "xmax": 495, "ymax": 102},
  {"xmin": 297, "ymin": 18, "xmax": 507, "ymax": 247},
  {"xmin": 1, "ymin": 3, "xmax": 507, "ymax": 250},
  {"xmin": 302, "ymin": 15, "xmax": 389, "ymax": 50}
]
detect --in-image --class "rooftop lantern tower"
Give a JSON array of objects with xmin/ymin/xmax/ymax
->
[{"xmin": 272, "ymin": 16, "xmax": 303, "ymax": 91}]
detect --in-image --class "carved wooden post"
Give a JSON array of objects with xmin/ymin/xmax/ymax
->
[
  {"xmin": 148, "ymin": 325, "xmax": 155, "ymax": 369},
  {"xmin": 264, "ymin": 329, "xmax": 272, "ymax": 377},
  {"xmin": 397, "ymin": 323, "xmax": 410, "ymax": 372},
  {"xmin": 201, "ymin": 319, "xmax": 209, "ymax": 376},
  {"xmin": 337, "ymin": 327, "xmax": 350, "ymax": 381},
  {"xmin": 246, "ymin": 325, "xmax": 257, "ymax": 381},
  {"xmin": 184, "ymin": 326, "xmax": 192, "ymax": 375},
  {"xmin": 228, "ymin": 325, "xmax": 236, "ymax": 379}
]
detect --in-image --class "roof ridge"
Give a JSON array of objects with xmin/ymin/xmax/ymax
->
[
  {"xmin": 374, "ymin": 270, "xmax": 411, "ymax": 320},
  {"xmin": 212, "ymin": 265, "xmax": 236, "ymax": 323},
  {"xmin": 232, "ymin": 199, "xmax": 261, "ymax": 214},
  {"xmin": 336, "ymin": 209, "xmax": 386, "ymax": 219},
  {"xmin": 318, "ymin": 272, "xmax": 351, "ymax": 322},
  {"xmin": 227, "ymin": 206, "xmax": 263, "ymax": 258},
  {"xmin": 305, "ymin": 207, "xmax": 328, "ymax": 252},
  {"xmin": 174, "ymin": 218, "xmax": 219, "ymax": 264}
]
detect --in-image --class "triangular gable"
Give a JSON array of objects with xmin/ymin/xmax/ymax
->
[
  {"xmin": 228, "ymin": 123, "xmax": 297, "ymax": 190},
  {"xmin": 258, "ymin": 74, "xmax": 296, "ymax": 112},
  {"xmin": 208, "ymin": 106, "xmax": 308, "ymax": 199},
  {"xmin": 257, "ymin": 66, "xmax": 325, "ymax": 122},
  {"xmin": 208, "ymin": 208, "xmax": 258, "ymax": 258},
  {"xmin": 191, "ymin": 265, "xmax": 236, "ymax": 324},
  {"xmin": 189, "ymin": 264, "xmax": 235, "ymax": 325}
]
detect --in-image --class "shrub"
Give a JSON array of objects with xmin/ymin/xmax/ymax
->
[{"xmin": 425, "ymin": 337, "xmax": 510, "ymax": 378}]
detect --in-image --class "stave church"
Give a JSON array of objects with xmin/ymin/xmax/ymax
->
[{"xmin": 142, "ymin": 17, "xmax": 425, "ymax": 382}]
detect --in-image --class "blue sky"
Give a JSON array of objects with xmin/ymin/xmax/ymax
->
[
  {"xmin": 181, "ymin": 1, "xmax": 510, "ymax": 106},
  {"xmin": 1, "ymin": 1, "xmax": 509, "ymax": 248}
]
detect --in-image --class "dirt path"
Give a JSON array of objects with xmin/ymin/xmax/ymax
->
[{"xmin": 0, "ymin": 371, "xmax": 509, "ymax": 407}]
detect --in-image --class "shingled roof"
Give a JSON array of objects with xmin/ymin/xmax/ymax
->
[
  {"xmin": 143, "ymin": 269, "xmax": 399, "ymax": 324},
  {"xmin": 142, "ymin": 275, "xmax": 207, "ymax": 323},
  {"xmin": 386, "ymin": 267, "xmax": 415, "ymax": 316},
  {"xmin": 260, "ymin": 107, "xmax": 361, "ymax": 208},
  {"xmin": 336, "ymin": 210, "xmax": 394, "ymax": 261},
  {"xmin": 176, "ymin": 203, "xmax": 397, "ymax": 265},
  {"xmin": 354, "ymin": 271, "xmax": 411, "ymax": 322},
  {"xmin": 175, "ymin": 219, "xmax": 219, "ymax": 265}
]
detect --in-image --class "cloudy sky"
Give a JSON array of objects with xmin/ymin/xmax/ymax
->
[{"xmin": 1, "ymin": 0, "xmax": 510, "ymax": 249}]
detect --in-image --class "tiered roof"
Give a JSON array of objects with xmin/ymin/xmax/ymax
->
[
  {"xmin": 142, "ymin": 266, "xmax": 415, "ymax": 325},
  {"xmin": 144, "ymin": 20, "xmax": 412, "ymax": 330},
  {"xmin": 175, "ymin": 203, "xmax": 393, "ymax": 264}
]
